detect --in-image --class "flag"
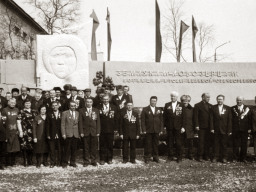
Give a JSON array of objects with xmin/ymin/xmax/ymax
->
[
  {"xmin": 177, "ymin": 20, "xmax": 189, "ymax": 62},
  {"xmin": 155, "ymin": 0, "xmax": 162, "ymax": 62},
  {"xmin": 90, "ymin": 10, "xmax": 99, "ymax": 60},
  {"xmin": 106, "ymin": 8, "xmax": 112, "ymax": 61},
  {"xmin": 192, "ymin": 15, "xmax": 198, "ymax": 62}
]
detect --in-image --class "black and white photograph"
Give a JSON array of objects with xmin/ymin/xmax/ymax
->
[{"xmin": 0, "ymin": 0, "xmax": 255, "ymax": 191}]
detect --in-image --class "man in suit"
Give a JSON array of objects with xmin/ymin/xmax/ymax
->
[
  {"xmin": 32, "ymin": 92, "xmax": 44, "ymax": 112},
  {"xmin": 141, "ymin": 96, "xmax": 163, "ymax": 163},
  {"xmin": 93, "ymin": 87, "xmax": 105, "ymax": 108},
  {"xmin": 120, "ymin": 102, "xmax": 140, "ymax": 164},
  {"xmin": 251, "ymin": 96, "xmax": 256, "ymax": 161},
  {"xmin": 98, "ymin": 94, "xmax": 118, "ymax": 165},
  {"xmin": 194, "ymin": 93, "xmax": 213, "ymax": 161},
  {"xmin": 16, "ymin": 87, "xmax": 32, "ymax": 110},
  {"xmin": 123, "ymin": 85, "xmax": 133, "ymax": 104},
  {"xmin": 61, "ymin": 101, "xmax": 80, "ymax": 168},
  {"xmin": 46, "ymin": 101, "xmax": 63, "ymax": 167},
  {"xmin": 84, "ymin": 88, "xmax": 94, "ymax": 102},
  {"xmin": 210, "ymin": 95, "xmax": 232, "ymax": 163},
  {"xmin": 79, "ymin": 98, "xmax": 100, "ymax": 166},
  {"xmin": 69, "ymin": 86, "xmax": 85, "ymax": 111},
  {"xmin": 53, "ymin": 87, "xmax": 65, "ymax": 111},
  {"xmin": 112, "ymin": 85, "xmax": 130, "ymax": 111},
  {"xmin": 231, "ymin": 96, "xmax": 251, "ymax": 163},
  {"xmin": 164, "ymin": 91, "xmax": 186, "ymax": 163},
  {"xmin": 11, "ymin": 88, "xmax": 19, "ymax": 99},
  {"xmin": 0, "ymin": 88, "xmax": 7, "ymax": 109},
  {"xmin": 44, "ymin": 90, "xmax": 57, "ymax": 112},
  {"xmin": 62, "ymin": 84, "xmax": 72, "ymax": 111}
]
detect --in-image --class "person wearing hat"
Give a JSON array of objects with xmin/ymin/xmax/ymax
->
[
  {"xmin": 104, "ymin": 87, "xmax": 113, "ymax": 103},
  {"xmin": 67, "ymin": 86, "xmax": 85, "ymax": 110},
  {"xmin": 11, "ymin": 88, "xmax": 19, "ymax": 99},
  {"xmin": 93, "ymin": 88, "xmax": 105, "ymax": 108},
  {"xmin": 16, "ymin": 87, "xmax": 33, "ymax": 110},
  {"xmin": 63, "ymin": 84, "xmax": 72, "ymax": 111},
  {"xmin": 84, "ymin": 88, "xmax": 94, "ymax": 104},
  {"xmin": 53, "ymin": 87, "xmax": 65, "ymax": 111},
  {"xmin": 0, "ymin": 88, "xmax": 7, "ymax": 109}
]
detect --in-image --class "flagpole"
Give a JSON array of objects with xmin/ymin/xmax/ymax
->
[{"xmin": 177, "ymin": 22, "xmax": 183, "ymax": 62}]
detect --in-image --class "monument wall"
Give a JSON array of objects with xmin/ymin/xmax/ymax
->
[{"xmin": 104, "ymin": 61, "xmax": 256, "ymax": 107}]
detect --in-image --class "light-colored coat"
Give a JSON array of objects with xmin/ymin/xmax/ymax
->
[{"xmin": 61, "ymin": 110, "xmax": 79, "ymax": 138}]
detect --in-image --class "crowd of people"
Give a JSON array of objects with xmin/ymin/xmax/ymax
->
[{"xmin": 0, "ymin": 83, "xmax": 255, "ymax": 170}]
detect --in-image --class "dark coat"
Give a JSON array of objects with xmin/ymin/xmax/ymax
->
[
  {"xmin": 16, "ymin": 95, "xmax": 33, "ymax": 110},
  {"xmin": 210, "ymin": 104, "xmax": 232, "ymax": 135},
  {"xmin": 124, "ymin": 93, "xmax": 133, "ymax": 104},
  {"xmin": 67, "ymin": 96, "xmax": 85, "ymax": 111},
  {"xmin": 79, "ymin": 107, "xmax": 100, "ymax": 136},
  {"xmin": 231, "ymin": 105, "xmax": 251, "ymax": 132},
  {"xmin": 2, "ymin": 107, "xmax": 20, "ymax": 152},
  {"xmin": 112, "ymin": 94, "xmax": 130, "ymax": 111},
  {"xmin": 163, "ymin": 102, "xmax": 186, "ymax": 130},
  {"xmin": 141, "ymin": 106, "xmax": 163, "ymax": 133},
  {"xmin": 31, "ymin": 97, "xmax": 44, "ymax": 112},
  {"xmin": 33, "ymin": 115, "xmax": 48, "ymax": 153},
  {"xmin": 61, "ymin": 110, "xmax": 79, "ymax": 138},
  {"xmin": 194, "ymin": 101, "xmax": 212, "ymax": 129},
  {"xmin": 93, "ymin": 95, "xmax": 102, "ymax": 108},
  {"xmin": 97, "ymin": 104, "xmax": 118, "ymax": 133},
  {"xmin": 120, "ymin": 110, "xmax": 140, "ymax": 139},
  {"xmin": 183, "ymin": 105, "xmax": 194, "ymax": 139},
  {"xmin": 251, "ymin": 106, "xmax": 256, "ymax": 132},
  {"xmin": 46, "ymin": 111, "xmax": 62, "ymax": 140},
  {"xmin": 0, "ymin": 110, "xmax": 6, "ymax": 142},
  {"xmin": 0, "ymin": 96, "xmax": 8, "ymax": 109}
]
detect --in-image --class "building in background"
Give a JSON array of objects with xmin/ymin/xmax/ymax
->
[{"xmin": 0, "ymin": 0, "xmax": 47, "ymax": 60}]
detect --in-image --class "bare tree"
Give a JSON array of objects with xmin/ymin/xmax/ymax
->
[
  {"xmin": 0, "ymin": 7, "xmax": 33, "ymax": 59},
  {"xmin": 197, "ymin": 23, "xmax": 215, "ymax": 62},
  {"xmin": 162, "ymin": 0, "xmax": 188, "ymax": 62},
  {"xmin": 27, "ymin": 0, "xmax": 80, "ymax": 34}
]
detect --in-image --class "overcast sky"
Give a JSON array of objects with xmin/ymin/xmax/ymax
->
[{"xmin": 17, "ymin": 0, "xmax": 256, "ymax": 63}]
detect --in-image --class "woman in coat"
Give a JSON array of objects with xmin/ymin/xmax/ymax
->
[
  {"xmin": 181, "ymin": 95, "xmax": 195, "ymax": 160},
  {"xmin": 19, "ymin": 99, "xmax": 37, "ymax": 166},
  {"xmin": 33, "ymin": 105, "xmax": 49, "ymax": 168}
]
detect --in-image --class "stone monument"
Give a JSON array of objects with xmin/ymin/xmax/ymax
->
[{"xmin": 36, "ymin": 34, "xmax": 89, "ymax": 90}]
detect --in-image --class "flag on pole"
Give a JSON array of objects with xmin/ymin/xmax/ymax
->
[
  {"xmin": 192, "ymin": 15, "xmax": 198, "ymax": 62},
  {"xmin": 106, "ymin": 8, "xmax": 112, "ymax": 61},
  {"xmin": 177, "ymin": 20, "xmax": 189, "ymax": 62},
  {"xmin": 155, "ymin": 0, "xmax": 162, "ymax": 62},
  {"xmin": 90, "ymin": 10, "xmax": 99, "ymax": 60}
]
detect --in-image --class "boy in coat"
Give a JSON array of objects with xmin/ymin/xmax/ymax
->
[
  {"xmin": 120, "ymin": 102, "xmax": 140, "ymax": 163},
  {"xmin": 79, "ymin": 98, "xmax": 100, "ymax": 166}
]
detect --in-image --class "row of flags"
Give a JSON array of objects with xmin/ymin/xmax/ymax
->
[
  {"xmin": 155, "ymin": 0, "xmax": 198, "ymax": 63},
  {"xmin": 90, "ymin": 1, "xmax": 198, "ymax": 62}
]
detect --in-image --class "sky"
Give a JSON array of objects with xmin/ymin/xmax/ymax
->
[{"xmin": 15, "ymin": 0, "xmax": 256, "ymax": 63}]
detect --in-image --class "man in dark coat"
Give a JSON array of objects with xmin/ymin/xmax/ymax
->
[
  {"xmin": 53, "ymin": 87, "xmax": 66, "ymax": 111},
  {"xmin": 123, "ymin": 85, "xmax": 133, "ymax": 104},
  {"xmin": 46, "ymin": 101, "xmax": 63, "ymax": 167},
  {"xmin": 44, "ymin": 90, "xmax": 57, "ymax": 112},
  {"xmin": 112, "ymin": 85, "xmax": 130, "ymax": 111},
  {"xmin": 32, "ymin": 92, "xmax": 44, "ymax": 112},
  {"xmin": 97, "ymin": 94, "xmax": 118, "ymax": 165},
  {"xmin": 164, "ymin": 91, "xmax": 186, "ymax": 163},
  {"xmin": 231, "ymin": 96, "xmax": 251, "ymax": 163},
  {"xmin": 68, "ymin": 86, "xmax": 85, "ymax": 111},
  {"xmin": 210, "ymin": 95, "xmax": 232, "ymax": 163},
  {"xmin": 16, "ymin": 87, "xmax": 32, "ymax": 110},
  {"xmin": 141, "ymin": 96, "xmax": 163, "ymax": 163},
  {"xmin": 79, "ymin": 98, "xmax": 100, "ymax": 166},
  {"xmin": 181, "ymin": 95, "xmax": 195, "ymax": 160},
  {"xmin": 251, "ymin": 96, "xmax": 256, "ymax": 161},
  {"xmin": 120, "ymin": 102, "xmax": 140, "ymax": 163},
  {"xmin": 93, "ymin": 87, "xmax": 105, "ymax": 108},
  {"xmin": 0, "ymin": 108, "xmax": 6, "ymax": 169},
  {"xmin": 193, "ymin": 93, "xmax": 213, "ymax": 161},
  {"xmin": 11, "ymin": 88, "xmax": 19, "ymax": 99},
  {"xmin": 0, "ymin": 88, "xmax": 7, "ymax": 109}
]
